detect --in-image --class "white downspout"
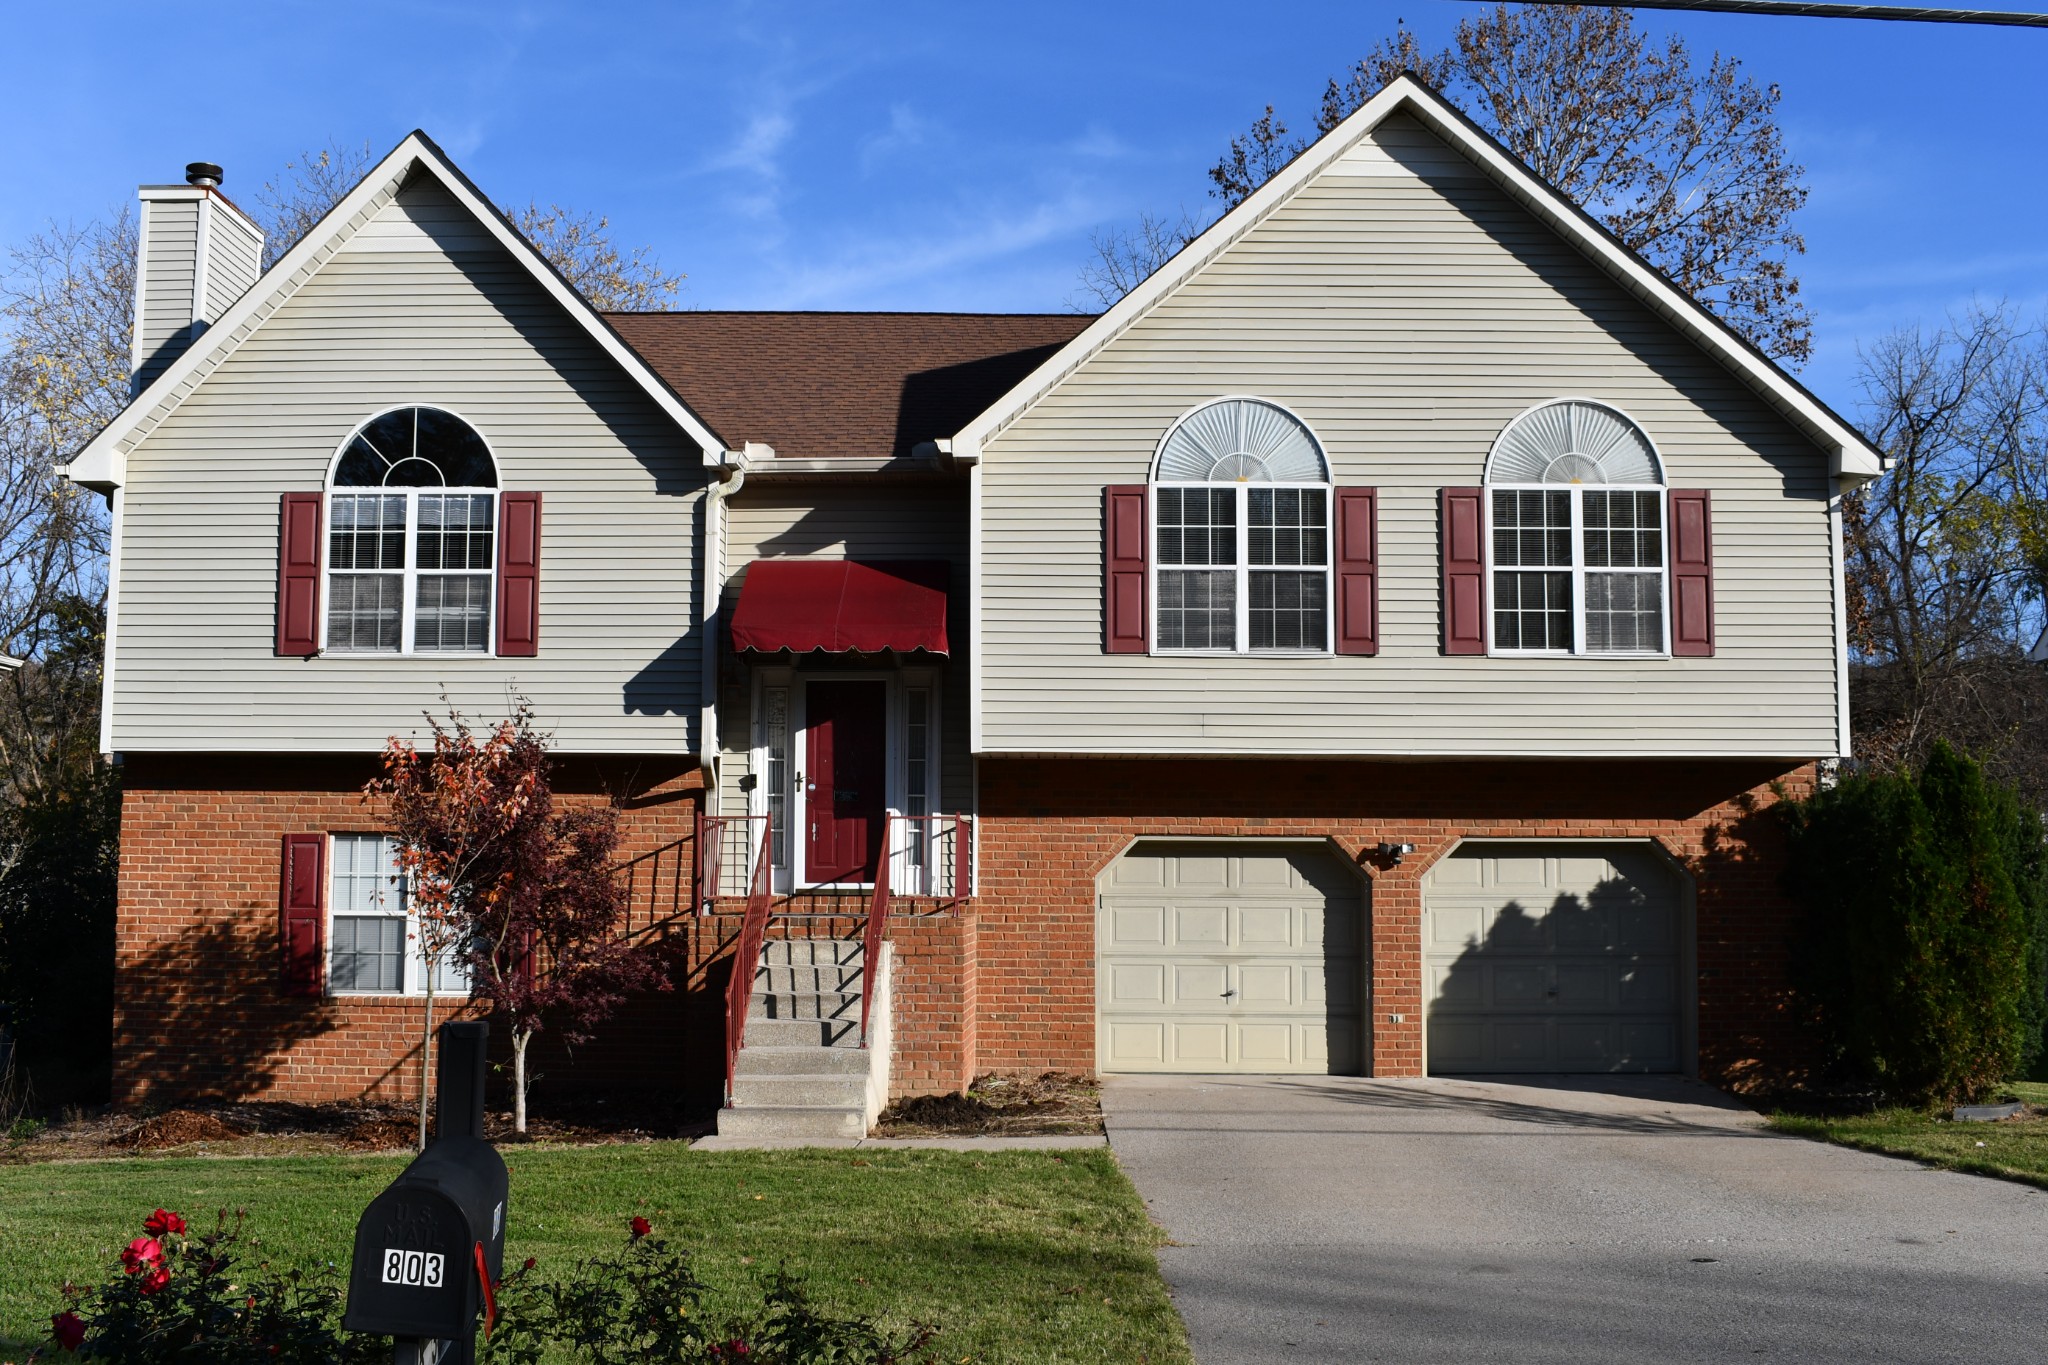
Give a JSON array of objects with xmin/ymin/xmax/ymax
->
[
  {"xmin": 100, "ymin": 485, "xmax": 125, "ymax": 759},
  {"xmin": 1828, "ymin": 485, "xmax": 1851, "ymax": 760},
  {"xmin": 698, "ymin": 445, "xmax": 760, "ymax": 791}
]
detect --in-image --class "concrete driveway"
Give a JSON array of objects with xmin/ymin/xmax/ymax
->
[{"xmin": 1104, "ymin": 1075, "xmax": 2048, "ymax": 1364}]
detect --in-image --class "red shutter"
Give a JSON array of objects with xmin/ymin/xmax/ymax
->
[
  {"xmin": 1441, "ymin": 487, "xmax": 1487, "ymax": 655},
  {"xmin": 275, "ymin": 493, "xmax": 322, "ymax": 657},
  {"xmin": 496, "ymin": 492, "xmax": 542, "ymax": 657},
  {"xmin": 1104, "ymin": 485, "xmax": 1149, "ymax": 654},
  {"xmin": 280, "ymin": 833, "xmax": 325, "ymax": 998},
  {"xmin": 1669, "ymin": 489, "xmax": 1714, "ymax": 657},
  {"xmin": 1334, "ymin": 488, "xmax": 1379, "ymax": 656}
]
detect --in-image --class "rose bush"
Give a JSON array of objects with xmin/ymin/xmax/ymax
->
[
  {"xmin": 32, "ymin": 1207, "xmax": 382, "ymax": 1363},
  {"xmin": 38, "ymin": 1209, "xmax": 937, "ymax": 1364},
  {"xmin": 479, "ymin": 1218, "xmax": 936, "ymax": 1365}
]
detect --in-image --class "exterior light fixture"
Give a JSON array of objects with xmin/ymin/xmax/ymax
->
[{"xmin": 1372, "ymin": 841, "xmax": 1416, "ymax": 866}]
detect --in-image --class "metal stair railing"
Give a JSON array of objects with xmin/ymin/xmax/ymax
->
[{"xmin": 721, "ymin": 819, "xmax": 776, "ymax": 1105}]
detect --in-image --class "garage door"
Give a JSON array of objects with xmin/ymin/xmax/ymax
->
[
  {"xmin": 1098, "ymin": 843, "xmax": 1364, "ymax": 1073},
  {"xmin": 1424, "ymin": 843, "xmax": 1683, "ymax": 1073}
]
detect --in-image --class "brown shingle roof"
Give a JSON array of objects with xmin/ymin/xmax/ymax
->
[{"xmin": 603, "ymin": 311, "xmax": 1094, "ymax": 461}]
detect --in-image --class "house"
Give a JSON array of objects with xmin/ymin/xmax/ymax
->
[{"xmin": 64, "ymin": 77, "xmax": 1883, "ymax": 1128}]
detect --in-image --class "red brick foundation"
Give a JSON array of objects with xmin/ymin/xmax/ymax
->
[
  {"xmin": 971, "ymin": 757, "xmax": 1816, "ymax": 1093},
  {"xmin": 110, "ymin": 754, "xmax": 980, "ymax": 1108},
  {"xmin": 112, "ymin": 753, "xmax": 1814, "ymax": 1109}
]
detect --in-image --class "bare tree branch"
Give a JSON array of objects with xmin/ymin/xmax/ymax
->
[
  {"xmin": 1072, "ymin": 209, "xmax": 1203, "ymax": 310},
  {"xmin": 1193, "ymin": 5, "xmax": 1813, "ymax": 362}
]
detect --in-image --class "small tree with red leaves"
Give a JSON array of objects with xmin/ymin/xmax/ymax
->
[{"xmin": 369, "ymin": 702, "xmax": 666, "ymax": 1139}]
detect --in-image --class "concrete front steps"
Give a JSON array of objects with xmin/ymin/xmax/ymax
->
[{"xmin": 715, "ymin": 938, "xmax": 893, "ymax": 1141}]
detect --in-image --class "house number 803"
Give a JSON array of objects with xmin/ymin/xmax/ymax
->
[{"xmin": 381, "ymin": 1249, "xmax": 445, "ymax": 1288}]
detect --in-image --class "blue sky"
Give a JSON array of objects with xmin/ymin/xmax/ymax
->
[{"xmin": 4, "ymin": 1, "xmax": 2045, "ymax": 413}]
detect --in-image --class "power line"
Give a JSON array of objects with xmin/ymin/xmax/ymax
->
[{"xmin": 1465, "ymin": 0, "xmax": 2048, "ymax": 26}]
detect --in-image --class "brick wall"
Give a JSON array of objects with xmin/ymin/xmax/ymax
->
[
  {"xmin": 972, "ymin": 757, "xmax": 1817, "ymax": 1093},
  {"xmin": 111, "ymin": 754, "xmax": 979, "ymax": 1108},
  {"xmin": 113, "ymin": 754, "xmax": 709, "ymax": 1106},
  {"xmin": 113, "ymin": 753, "xmax": 1814, "ymax": 1108}
]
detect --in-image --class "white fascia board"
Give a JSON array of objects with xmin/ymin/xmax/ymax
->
[
  {"xmin": 949, "ymin": 76, "xmax": 1883, "ymax": 482},
  {"xmin": 971, "ymin": 744, "xmax": 1839, "ymax": 761},
  {"xmin": 62, "ymin": 131, "xmax": 726, "ymax": 493}
]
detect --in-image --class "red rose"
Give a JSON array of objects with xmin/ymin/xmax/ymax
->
[
  {"xmin": 523, "ymin": 1257, "xmax": 537, "ymax": 1271},
  {"xmin": 629, "ymin": 1215, "xmax": 651, "ymax": 1238},
  {"xmin": 143, "ymin": 1209, "xmax": 187, "ymax": 1237},
  {"xmin": 51, "ymin": 1310, "xmax": 86, "ymax": 1351},
  {"xmin": 121, "ymin": 1238, "xmax": 164, "ymax": 1275},
  {"xmin": 138, "ymin": 1266, "xmax": 171, "ymax": 1296}
]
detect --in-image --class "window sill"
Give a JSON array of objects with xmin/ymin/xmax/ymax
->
[
  {"xmin": 1486, "ymin": 651, "xmax": 1673, "ymax": 661},
  {"xmin": 1149, "ymin": 649, "xmax": 1336, "ymax": 659}
]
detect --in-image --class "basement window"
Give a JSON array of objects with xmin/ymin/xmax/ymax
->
[{"xmin": 326, "ymin": 833, "xmax": 468, "ymax": 996}]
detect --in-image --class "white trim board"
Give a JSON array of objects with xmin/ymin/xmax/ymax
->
[{"xmin": 64, "ymin": 131, "xmax": 727, "ymax": 493}]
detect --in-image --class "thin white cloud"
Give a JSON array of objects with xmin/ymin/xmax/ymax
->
[
  {"xmin": 1812, "ymin": 250, "xmax": 2048, "ymax": 294},
  {"xmin": 1066, "ymin": 125, "xmax": 1131, "ymax": 160},
  {"xmin": 758, "ymin": 191, "xmax": 1108, "ymax": 307},
  {"xmin": 707, "ymin": 107, "xmax": 795, "ymax": 181},
  {"xmin": 859, "ymin": 103, "xmax": 934, "ymax": 174}
]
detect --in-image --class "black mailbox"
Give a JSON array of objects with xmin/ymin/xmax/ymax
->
[{"xmin": 345, "ymin": 1022, "xmax": 507, "ymax": 1364}]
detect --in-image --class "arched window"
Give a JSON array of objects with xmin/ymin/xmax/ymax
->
[
  {"xmin": 325, "ymin": 406, "xmax": 499, "ymax": 654},
  {"xmin": 1152, "ymin": 397, "xmax": 1332, "ymax": 653},
  {"xmin": 1484, "ymin": 399, "xmax": 1666, "ymax": 655}
]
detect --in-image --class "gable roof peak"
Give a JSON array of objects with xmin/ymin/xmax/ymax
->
[
  {"xmin": 62, "ymin": 129, "xmax": 724, "ymax": 492},
  {"xmin": 952, "ymin": 73, "xmax": 1883, "ymax": 486}
]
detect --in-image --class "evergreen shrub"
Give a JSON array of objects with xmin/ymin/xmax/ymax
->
[{"xmin": 1783, "ymin": 742, "xmax": 2048, "ymax": 1107}]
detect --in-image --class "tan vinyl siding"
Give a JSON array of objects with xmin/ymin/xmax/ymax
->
[
  {"xmin": 714, "ymin": 484, "xmax": 971, "ymax": 817},
  {"xmin": 135, "ymin": 199, "xmax": 200, "ymax": 389},
  {"xmin": 200, "ymin": 209, "xmax": 264, "ymax": 325},
  {"xmin": 111, "ymin": 180, "xmax": 706, "ymax": 755},
  {"xmin": 979, "ymin": 115, "xmax": 1838, "ymax": 758}
]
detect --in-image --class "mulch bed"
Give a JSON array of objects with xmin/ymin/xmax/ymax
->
[
  {"xmin": 1, "ymin": 1089, "xmax": 719, "ymax": 1164},
  {"xmin": 0, "ymin": 1076, "xmax": 1103, "ymax": 1160},
  {"xmin": 875, "ymin": 1072, "xmax": 1104, "ymax": 1137},
  {"xmin": 111, "ymin": 1109, "xmax": 253, "ymax": 1151}
]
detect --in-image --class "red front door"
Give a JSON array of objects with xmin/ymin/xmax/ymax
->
[{"xmin": 804, "ymin": 681, "xmax": 887, "ymax": 884}]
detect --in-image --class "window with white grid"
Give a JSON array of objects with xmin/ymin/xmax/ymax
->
[
  {"xmin": 905, "ymin": 685, "xmax": 931, "ymax": 870},
  {"xmin": 327, "ymin": 833, "xmax": 469, "ymax": 996},
  {"xmin": 1152, "ymin": 398, "xmax": 1331, "ymax": 654},
  {"xmin": 325, "ymin": 407, "xmax": 498, "ymax": 655},
  {"xmin": 1485, "ymin": 400, "xmax": 1667, "ymax": 656}
]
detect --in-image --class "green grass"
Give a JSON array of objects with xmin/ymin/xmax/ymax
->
[
  {"xmin": 1769, "ymin": 1081, "xmax": 2048, "ymax": 1189},
  {"xmin": 0, "ymin": 1145, "xmax": 1191, "ymax": 1364}
]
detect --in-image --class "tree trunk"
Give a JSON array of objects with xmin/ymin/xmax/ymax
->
[
  {"xmin": 416, "ymin": 976, "xmax": 435, "ymax": 1153},
  {"xmin": 513, "ymin": 1026, "xmax": 531, "ymax": 1134}
]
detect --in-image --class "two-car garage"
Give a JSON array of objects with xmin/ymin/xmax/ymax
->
[{"xmin": 1095, "ymin": 839, "xmax": 1689, "ymax": 1077}]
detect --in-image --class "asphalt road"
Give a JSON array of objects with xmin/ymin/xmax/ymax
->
[{"xmin": 1103, "ymin": 1074, "xmax": 2048, "ymax": 1364}]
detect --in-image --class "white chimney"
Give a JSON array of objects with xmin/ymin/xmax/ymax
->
[{"xmin": 132, "ymin": 161, "xmax": 265, "ymax": 393}]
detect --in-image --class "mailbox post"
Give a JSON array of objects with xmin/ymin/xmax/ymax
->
[{"xmin": 345, "ymin": 1021, "xmax": 508, "ymax": 1365}]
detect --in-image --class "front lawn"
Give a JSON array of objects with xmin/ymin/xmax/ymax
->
[
  {"xmin": 0, "ymin": 1144, "xmax": 1190, "ymax": 1364},
  {"xmin": 1769, "ymin": 1080, "xmax": 2048, "ymax": 1189}
]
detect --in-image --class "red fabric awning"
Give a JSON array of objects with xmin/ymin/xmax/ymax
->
[{"xmin": 730, "ymin": 559, "xmax": 950, "ymax": 656}]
